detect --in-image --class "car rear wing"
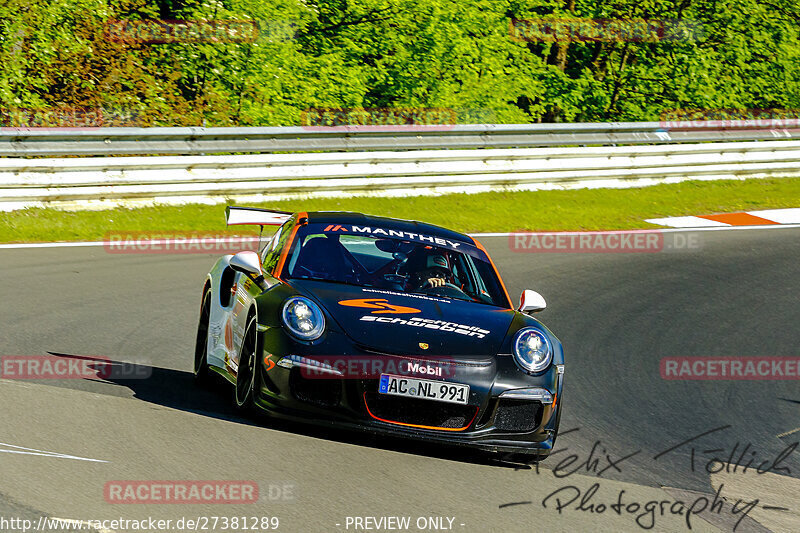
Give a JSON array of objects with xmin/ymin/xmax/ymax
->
[{"xmin": 225, "ymin": 206, "xmax": 293, "ymax": 226}]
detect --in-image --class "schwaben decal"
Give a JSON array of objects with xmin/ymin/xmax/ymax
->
[
  {"xmin": 360, "ymin": 316, "xmax": 490, "ymax": 338},
  {"xmin": 323, "ymin": 225, "xmax": 463, "ymax": 249},
  {"xmin": 338, "ymin": 298, "xmax": 421, "ymax": 314}
]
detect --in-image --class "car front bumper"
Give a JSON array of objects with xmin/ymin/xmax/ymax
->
[{"xmin": 253, "ymin": 341, "xmax": 563, "ymax": 457}]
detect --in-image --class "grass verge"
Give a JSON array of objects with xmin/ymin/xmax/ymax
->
[{"xmin": 1, "ymin": 177, "xmax": 798, "ymax": 243}]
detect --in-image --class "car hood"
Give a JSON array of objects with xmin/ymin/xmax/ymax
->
[{"xmin": 290, "ymin": 280, "xmax": 515, "ymax": 357}]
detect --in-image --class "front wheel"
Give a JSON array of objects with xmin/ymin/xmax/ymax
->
[
  {"xmin": 234, "ymin": 313, "xmax": 258, "ymax": 410},
  {"xmin": 193, "ymin": 290, "xmax": 213, "ymax": 387}
]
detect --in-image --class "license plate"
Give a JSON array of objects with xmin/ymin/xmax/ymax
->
[{"xmin": 378, "ymin": 374, "xmax": 469, "ymax": 405}]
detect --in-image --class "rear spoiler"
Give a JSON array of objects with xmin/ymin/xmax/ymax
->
[{"xmin": 225, "ymin": 206, "xmax": 293, "ymax": 226}]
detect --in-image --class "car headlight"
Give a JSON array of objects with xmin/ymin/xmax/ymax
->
[
  {"xmin": 281, "ymin": 296, "xmax": 325, "ymax": 341},
  {"xmin": 512, "ymin": 327, "xmax": 552, "ymax": 373}
]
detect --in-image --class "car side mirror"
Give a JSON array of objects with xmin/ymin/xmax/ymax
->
[
  {"xmin": 230, "ymin": 251, "xmax": 262, "ymax": 276},
  {"xmin": 230, "ymin": 251, "xmax": 268, "ymax": 290},
  {"xmin": 518, "ymin": 289, "xmax": 546, "ymax": 313}
]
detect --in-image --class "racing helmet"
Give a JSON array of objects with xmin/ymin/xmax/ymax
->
[{"xmin": 426, "ymin": 254, "xmax": 449, "ymax": 273}]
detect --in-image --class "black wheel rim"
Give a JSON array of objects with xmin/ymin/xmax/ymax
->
[
  {"xmin": 194, "ymin": 293, "xmax": 210, "ymax": 376},
  {"xmin": 236, "ymin": 317, "xmax": 257, "ymax": 406}
]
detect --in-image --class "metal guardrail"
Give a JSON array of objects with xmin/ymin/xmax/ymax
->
[
  {"xmin": 2, "ymin": 121, "xmax": 800, "ymax": 156},
  {"xmin": 2, "ymin": 138, "xmax": 800, "ymax": 211}
]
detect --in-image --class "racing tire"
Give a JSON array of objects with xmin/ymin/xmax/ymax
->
[
  {"xmin": 193, "ymin": 290, "xmax": 213, "ymax": 387},
  {"xmin": 234, "ymin": 313, "xmax": 258, "ymax": 410}
]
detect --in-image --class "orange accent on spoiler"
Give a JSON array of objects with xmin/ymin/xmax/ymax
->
[
  {"xmin": 470, "ymin": 237, "xmax": 513, "ymax": 310},
  {"xmin": 363, "ymin": 393, "xmax": 478, "ymax": 432}
]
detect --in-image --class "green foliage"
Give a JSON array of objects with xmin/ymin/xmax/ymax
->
[{"xmin": 1, "ymin": 0, "xmax": 798, "ymax": 125}]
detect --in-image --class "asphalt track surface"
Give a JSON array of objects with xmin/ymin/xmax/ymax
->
[{"xmin": 0, "ymin": 228, "xmax": 798, "ymax": 533}]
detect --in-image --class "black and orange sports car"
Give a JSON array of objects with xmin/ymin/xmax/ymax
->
[{"xmin": 194, "ymin": 207, "xmax": 564, "ymax": 460}]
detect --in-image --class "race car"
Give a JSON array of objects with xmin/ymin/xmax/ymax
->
[{"xmin": 194, "ymin": 207, "xmax": 564, "ymax": 460}]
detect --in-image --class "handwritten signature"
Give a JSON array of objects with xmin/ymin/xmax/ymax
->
[{"xmin": 498, "ymin": 425, "xmax": 797, "ymax": 531}]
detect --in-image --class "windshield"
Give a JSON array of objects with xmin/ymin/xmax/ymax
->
[{"xmin": 280, "ymin": 224, "xmax": 509, "ymax": 308}]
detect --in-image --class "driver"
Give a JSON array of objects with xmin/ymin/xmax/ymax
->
[{"xmin": 408, "ymin": 253, "xmax": 452, "ymax": 290}]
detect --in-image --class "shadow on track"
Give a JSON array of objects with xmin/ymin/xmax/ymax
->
[{"xmin": 44, "ymin": 351, "xmax": 534, "ymax": 470}]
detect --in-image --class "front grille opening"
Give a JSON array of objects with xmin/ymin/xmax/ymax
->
[
  {"xmin": 494, "ymin": 400, "xmax": 542, "ymax": 432},
  {"xmin": 364, "ymin": 393, "xmax": 477, "ymax": 430},
  {"xmin": 289, "ymin": 368, "xmax": 342, "ymax": 407}
]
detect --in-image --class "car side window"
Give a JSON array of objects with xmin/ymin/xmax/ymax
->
[
  {"xmin": 260, "ymin": 227, "xmax": 282, "ymax": 264},
  {"xmin": 262, "ymin": 218, "xmax": 295, "ymax": 275}
]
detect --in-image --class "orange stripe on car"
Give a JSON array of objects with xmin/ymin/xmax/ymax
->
[
  {"xmin": 470, "ymin": 237, "xmax": 513, "ymax": 310},
  {"xmin": 273, "ymin": 212, "xmax": 307, "ymax": 279}
]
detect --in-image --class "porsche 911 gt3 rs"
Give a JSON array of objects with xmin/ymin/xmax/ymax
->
[{"xmin": 194, "ymin": 207, "xmax": 564, "ymax": 460}]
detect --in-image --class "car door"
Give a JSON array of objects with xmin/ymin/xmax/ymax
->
[{"xmin": 229, "ymin": 217, "xmax": 297, "ymax": 373}]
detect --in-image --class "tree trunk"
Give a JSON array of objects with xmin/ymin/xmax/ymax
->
[{"xmin": 554, "ymin": 0, "xmax": 576, "ymax": 71}]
